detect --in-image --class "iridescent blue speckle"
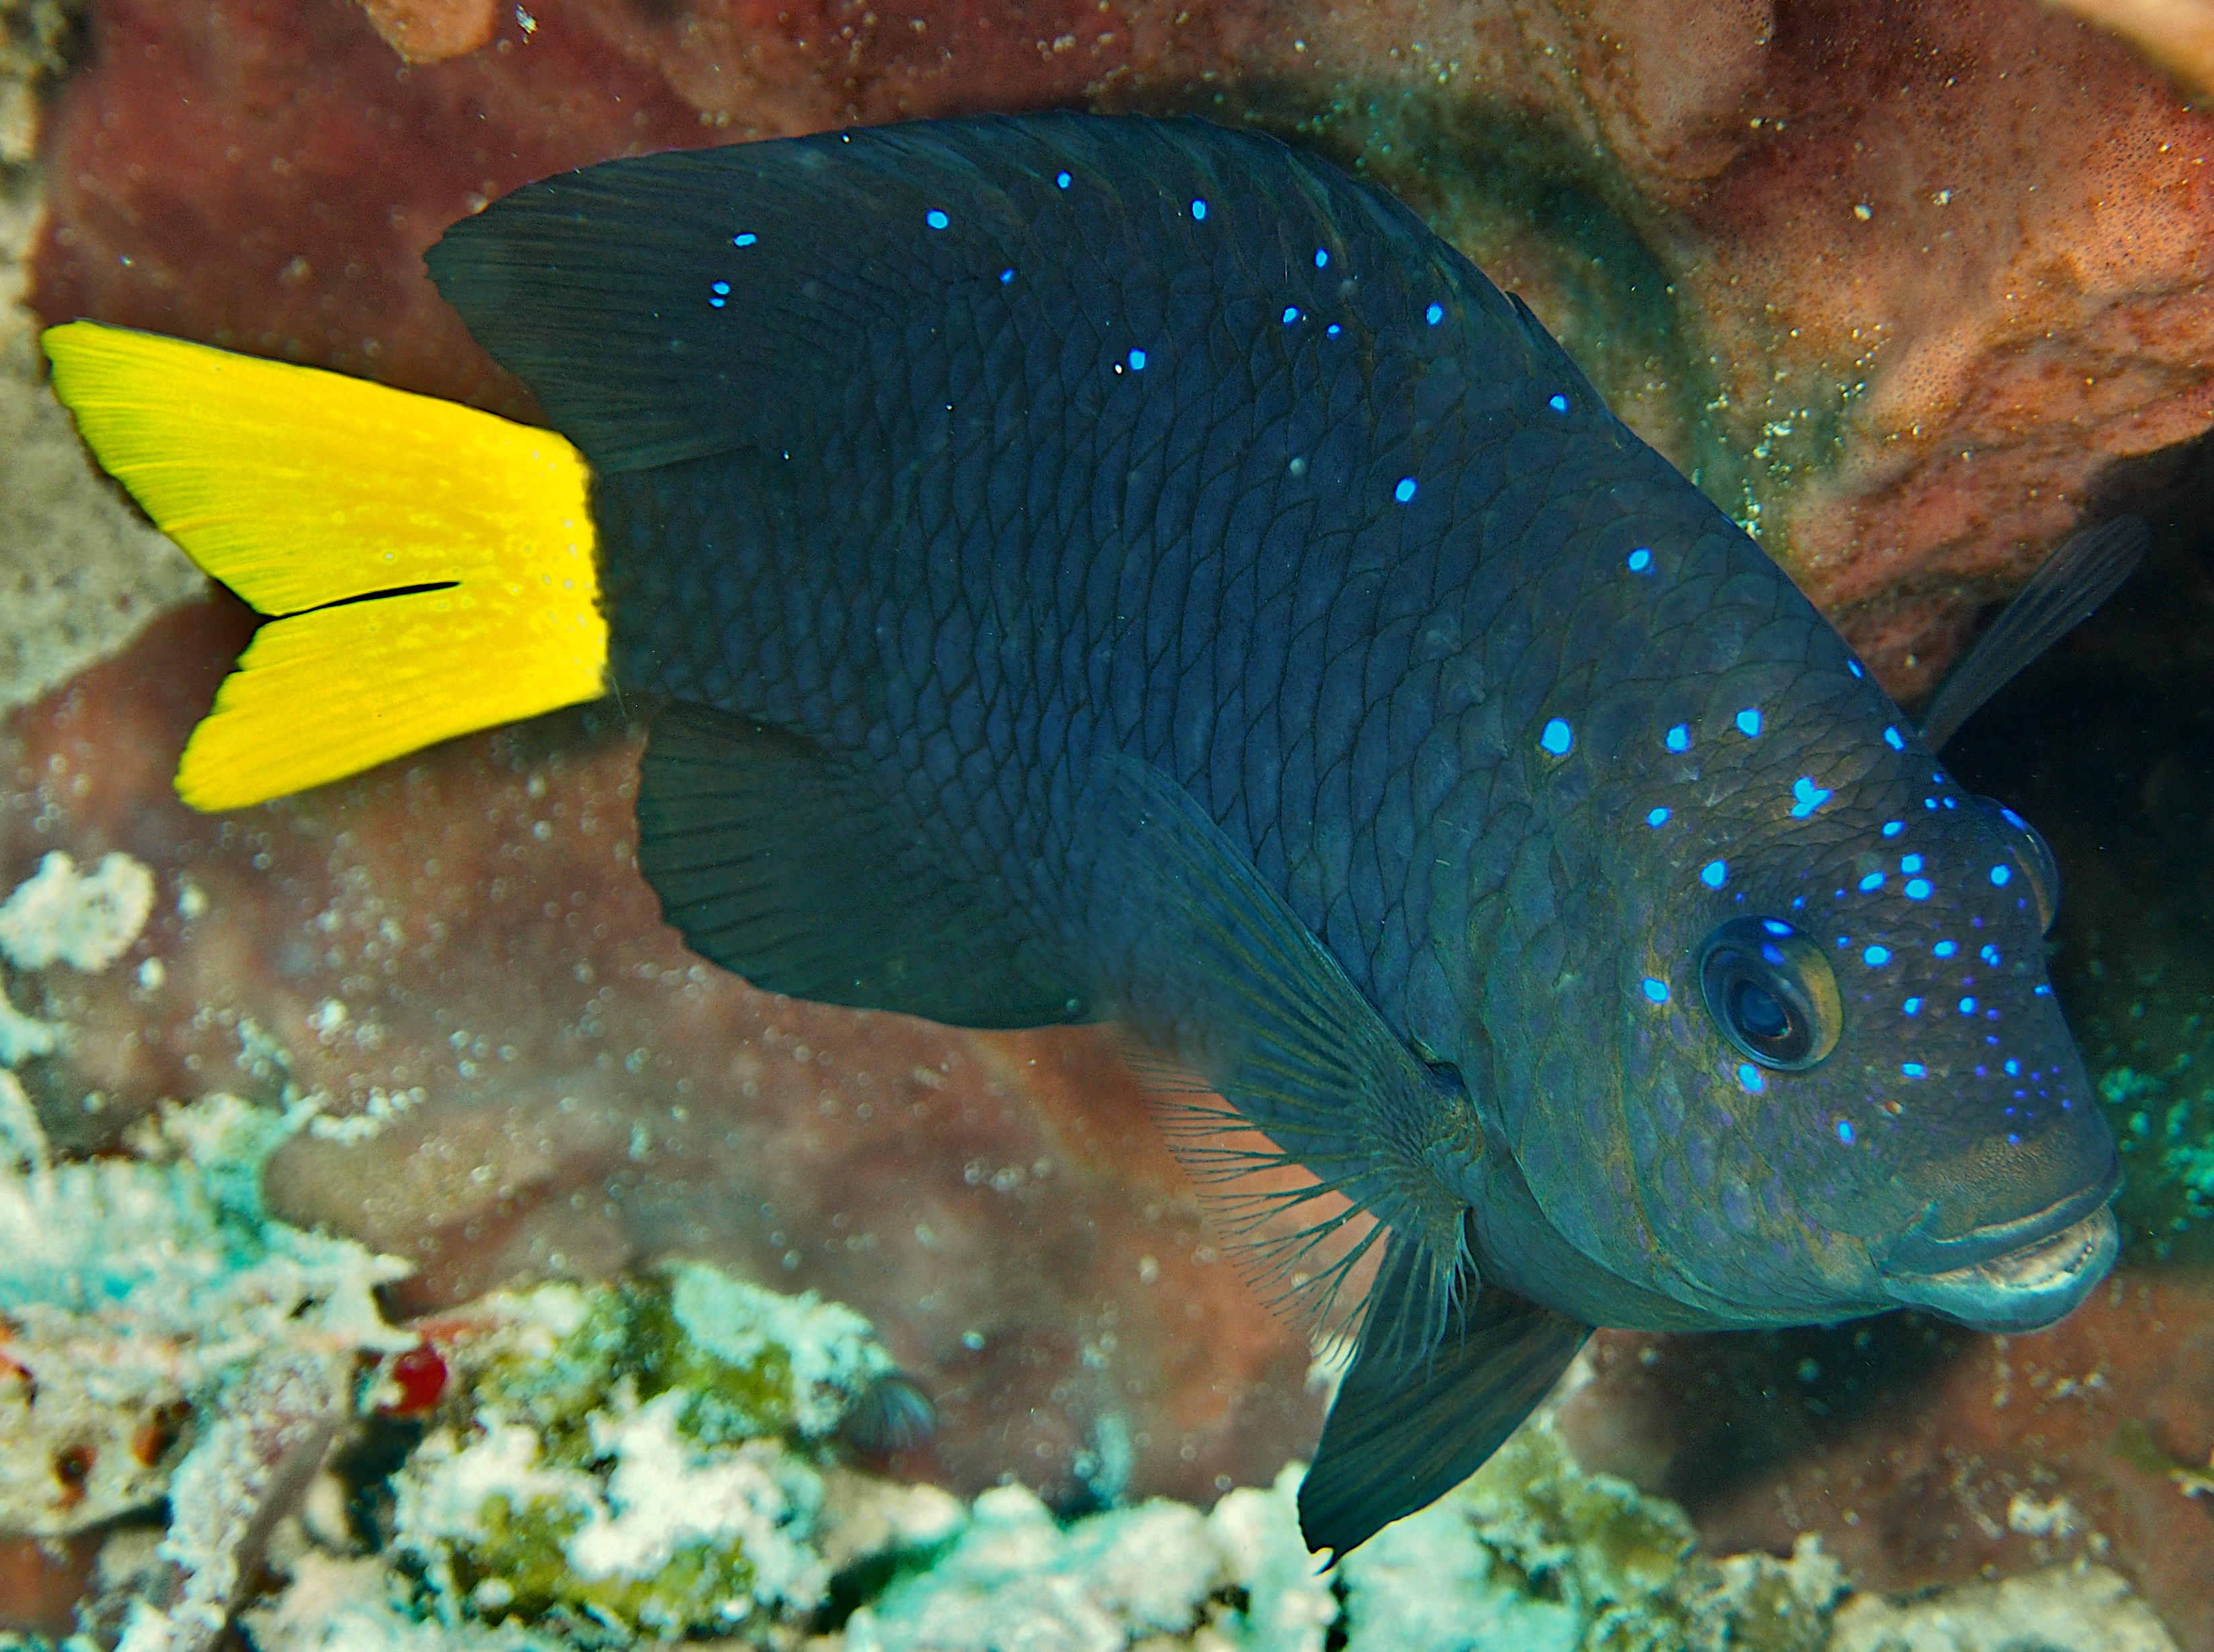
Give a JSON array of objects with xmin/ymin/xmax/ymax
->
[
  {"xmin": 1395, "ymin": 477, "xmax": 1418, "ymax": 504},
  {"xmin": 1283, "ymin": 306, "xmax": 1301, "ymax": 325},
  {"xmin": 1314, "ymin": 247, "xmax": 1329, "ymax": 269},
  {"xmin": 1736, "ymin": 709, "xmax": 1762, "ymax": 738},
  {"xmin": 1882, "ymin": 820, "xmax": 1904, "ymax": 838},
  {"xmin": 1960, "ymin": 997, "xmax": 1977, "ymax": 1013},
  {"xmin": 1126, "ymin": 349, "xmax": 1147, "ymax": 371},
  {"xmin": 1426, "ymin": 302, "xmax": 1444, "ymax": 325},
  {"xmin": 1934, "ymin": 940, "xmax": 1958, "ymax": 958},
  {"xmin": 1000, "ymin": 268, "xmax": 1015, "ymax": 284},
  {"xmin": 1326, "ymin": 323, "xmax": 1341, "ymax": 337},
  {"xmin": 1981, "ymin": 944, "xmax": 2001, "ymax": 966},
  {"xmin": 1884, "ymin": 726, "xmax": 1905, "ymax": 751},
  {"xmin": 1848, "ymin": 660, "xmax": 1864, "ymax": 678},
  {"xmin": 1903, "ymin": 1062, "xmax": 1927, "ymax": 1079},
  {"xmin": 2005, "ymin": 1059, "xmax": 2020, "ymax": 1076},
  {"xmin": 926, "ymin": 209, "xmax": 949, "ymax": 229},
  {"xmin": 710, "ymin": 281, "xmax": 730, "ymax": 295},
  {"xmin": 1642, "ymin": 977, "xmax": 1669, "ymax": 1003},
  {"xmin": 2001, "ymin": 806, "xmax": 2028, "ymax": 830},
  {"xmin": 1990, "ymin": 864, "xmax": 2012, "ymax": 886},
  {"xmin": 1762, "ymin": 920, "xmax": 1792, "ymax": 936},
  {"xmin": 1789, "ymin": 777, "xmax": 1832, "ymax": 817},
  {"xmin": 1547, "ymin": 393, "xmax": 1569, "ymax": 413},
  {"xmin": 1056, "ymin": 170, "xmax": 1071, "ymax": 188},
  {"xmin": 1665, "ymin": 724, "xmax": 1690, "ymax": 753},
  {"xmin": 1627, "ymin": 548, "xmax": 1652, "ymax": 573},
  {"xmin": 1864, "ymin": 944, "xmax": 1890, "ymax": 966},
  {"xmin": 1540, "ymin": 718, "xmax": 1572, "ymax": 755},
  {"xmin": 1901, "ymin": 854, "xmax": 1923, "ymax": 873},
  {"xmin": 1905, "ymin": 879, "xmax": 1932, "ymax": 899},
  {"xmin": 732, "ymin": 232, "xmax": 758, "ymax": 247},
  {"xmin": 1836, "ymin": 1120, "xmax": 1855, "ymax": 1144},
  {"xmin": 1646, "ymin": 806, "xmax": 1671, "ymax": 828},
  {"xmin": 1905, "ymin": 997, "xmax": 1922, "ymax": 1015},
  {"xmin": 1190, "ymin": 198, "xmax": 1208, "ymax": 220},
  {"xmin": 1858, "ymin": 872, "xmax": 1884, "ymax": 892},
  {"xmin": 1738, "ymin": 1064, "xmax": 1764, "ymax": 1093},
  {"xmin": 1701, "ymin": 860, "xmax": 1728, "ymax": 888}
]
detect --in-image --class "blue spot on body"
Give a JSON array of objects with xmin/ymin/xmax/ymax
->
[
  {"xmin": 1056, "ymin": 170, "xmax": 1071, "ymax": 188},
  {"xmin": 1959, "ymin": 997, "xmax": 1977, "ymax": 1013},
  {"xmin": 1884, "ymin": 726, "xmax": 1905, "ymax": 750},
  {"xmin": 925, "ymin": 209, "xmax": 949, "ymax": 229},
  {"xmin": 1990, "ymin": 865, "xmax": 2012, "ymax": 886},
  {"xmin": 1904, "ymin": 997, "xmax": 1922, "ymax": 1015},
  {"xmin": 1901, "ymin": 854, "xmax": 1923, "ymax": 873},
  {"xmin": 1790, "ymin": 777, "xmax": 1831, "ymax": 817},
  {"xmin": 1425, "ymin": 302, "xmax": 1444, "ymax": 325},
  {"xmin": 1762, "ymin": 920, "xmax": 1792, "ymax": 936},
  {"xmin": 1646, "ymin": 806, "xmax": 1671, "ymax": 828},
  {"xmin": 1547, "ymin": 393, "xmax": 1569, "ymax": 413},
  {"xmin": 1738, "ymin": 1064, "xmax": 1764, "ymax": 1093},
  {"xmin": 1314, "ymin": 247, "xmax": 1329, "ymax": 269},
  {"xmin": 1848, "ymin": 660, "xmax": 1864, "ymax": 678},
  {"xmin": 1395, "ymin": 477, "xmax": 1418, "ymax": 504},
  {"xmin": 1000, "ymin": 268, "xmax": 1016, "ymax": 284},
  {"xmin": 1191, "ymin": 198, "xmax": 1208, "ymax": 220},
  {"xmin": 1836, "ymin": 1120, "xmax": 1856, "ymax": 1144},
  {"xmin": 1858, "ymin": 873, "xmax": 1884, "ymax": 892},
  {"xmin": 1326, "ymin": 323, "xmax": 1342, "ymax": 336},
  {"xmin": 1283, "ymin": 306, "xmax": 1301, "ymax": 325},
  {"xmin": 1127, "ymin": 348, "xmax": 1147, "ymax": 371},
  {"xmin": 710, "ymin": 281, "xmax": 730, "ymax": 295},
  {"xmin": 1905, "ymin": 879, "xmax": 1932, "ymax": 899},
  {"xmin": 1980, "ymin": 944, "xmax": 2001, "ymax": 966},
  {"xmin": 2005, "ymin": 1058, "xmax": 2020, "ymax": 1076},
  {"xmin": 1736, "ymin": 708, "xmax": 1762, "ymax": 738},
  {"xmin": 1864, "ymin": 944, "xmax": 1890, "ymax": 966},
  {"xmin": 1540, "ymin": 718, "xmax": 1573, "ymax": 756},
  {"xmin": 732, "ymin": 232, "xmax": 757, "ymax": 247},
  {"xmin": 1642, "ymin": 978, "xmax": 1669, "ymax": 1003},
  {"xmin": 1627, "ymin": 548, "xmax": 1653, "ymax": 573},
  {"xmin": 1944, "ymin": 796, "xmax": 1958, "ymax": 810},
  {"xmin": 1903, "ymin": 1062, "xmax": 1927, "ymax": 1079},
  {"xmin": 1665, "ymin": 724, "xmax": 1691, "ymax": 753},
  {"xmin": 2035, "ymin": 983, "xmax": 2053, "ymax": 996},
  {"xmin": 2001, "ymin": 806, "xmax": 2028, "ymax": 830},
  {"xmin": 1934, "ymin": 940, "xmax": 1958, "ymax": 958},
  {"xmin": 1882, "ymin": 820, "xmax": 1905, "ymax": 838},
  {"xmin": 1701, "ymin": 860, "xmax": 1728, "ymax": 888}
]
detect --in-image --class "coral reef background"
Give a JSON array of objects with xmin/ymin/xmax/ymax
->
[{"xmin": 3, "ymin": 0, "xmax": 2214, "ymax": 1645}]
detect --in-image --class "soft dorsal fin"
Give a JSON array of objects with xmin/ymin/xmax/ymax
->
[
  {"xmin": 1077, "ymin": 754, "xmax": 1479, "ymax": 1366},
  {"xmin": 1299, "ymin": 1276, "xmax": 1591, "ymax": 1559},
  {"xmin": 635, "ymin": 700, "xmax": 1083, "ymax": 1028},
  {"xmin": 1918, "ymin": 518, "xmax": 2147, "ymax": 750}
]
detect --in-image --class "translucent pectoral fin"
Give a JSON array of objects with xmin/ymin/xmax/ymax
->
[{"xmin": 1299, "ymin": 1274, "xmax": 1591, "ymax": 1560}]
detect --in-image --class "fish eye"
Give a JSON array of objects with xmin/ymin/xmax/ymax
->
[
  {"xmin": 1697, "ymin": 917, "xmax": 1842, "ymax": 1071},
  {"xmin": 1975, "ymin": 795, "xmax": 2060, "ymax": 932}
]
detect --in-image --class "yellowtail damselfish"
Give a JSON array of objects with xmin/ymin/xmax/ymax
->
[{"xmin": 43, "ymin": 113, "xmax": 2138, "ymax": 1559}]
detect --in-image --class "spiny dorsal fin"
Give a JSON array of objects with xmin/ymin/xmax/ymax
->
[{"xmin": 1919, "ymin": 518, "xmax": 2147, "ymax": 750}]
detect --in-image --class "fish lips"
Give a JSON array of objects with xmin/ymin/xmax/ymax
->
[{"xmin": 1875, "ymin": 1178, "xmax": 2121, "ymax": 1333}]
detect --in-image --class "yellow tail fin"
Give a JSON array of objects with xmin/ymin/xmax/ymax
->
[{"xmin": 41, "ymin": 322, "xmax": 607, "ymax": 811}]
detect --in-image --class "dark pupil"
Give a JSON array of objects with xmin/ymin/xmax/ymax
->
[{"xmin": 1730, "ymin": 978, "xmax": 1790, "ymax": 1042}]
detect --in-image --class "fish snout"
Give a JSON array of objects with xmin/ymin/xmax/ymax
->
[{"xmin": 1877, "ymin": 1172, "xmax": 2120, "ymax": 1332}]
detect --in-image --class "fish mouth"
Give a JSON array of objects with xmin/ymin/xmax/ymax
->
[{"xmin": 1877, "ymin": 1205, "xmax": 2119, "ymax": 1333}]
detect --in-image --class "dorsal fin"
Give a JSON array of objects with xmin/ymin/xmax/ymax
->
[{"xmin": 1918, "ymin": 518, "xmax": 2147, "ymax": 750}]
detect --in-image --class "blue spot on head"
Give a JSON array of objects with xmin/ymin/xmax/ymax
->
[
  {"xmin": 1904, "ymin": 997, "xmax": 1922, "ymax": 1015},
  {"xmin": 2001, "ymin": 806, "xmax": 2027, "ymax": 830},
  {"xmin": 1000, "ymin": 268, "xmax": 1016, "ymax": 284},
  {"xmin": 1738, "ymin": 1063, "xmax": 1765, "ymax": 1093},
  {"xmin": 2005, "ymin": 1058, "xmax": 2020, "ymax": 1075},
  {"xmin": 1190, "ymin": 198, "xmax": 1208, "ymax": 220},
  {"xmin": 1547, "ymin": 393, "xmax": 1569, "ymax": 413},
  {"xmin": 1314, "ymin": 247, "xmax": 1330, "ymax": 269},
  {"xmin": 1990, "ymin": 864, "xmax": 2011, "ymax": 886},
  {"xmin": 1326, "ymin": 323, "xmax": 1341, "ymax": 336},
  {"xmin": 708, "ymin": 296, "xmax": 725, "ymax": 309},
  {"xmin": 1056, "ymin": 170, "xmax": 1071, "ymax": 188},
  {"xmin": 1864, "ymin": 944, "xmax": 1890, "ymax": 966},
  {"xmin": 1646, "ymin": 806, "xmax": 1671, "ymax": 828},
  {"xmin": 1926, "ymin": 797, "xmax": 1940, "ymax": 810},
  {"xmin": 1790, "ymin": 777, "xmax": 1832, "ymax": 818},
  {"xmin": 1905, "ymin": 878, "xmax": 1932, "ymax": 899},
  {"xmin": 1848, "ymin": 659, "xmax": 1864, "ymax": 678},
  {"xmin": 1127, "ymin": 348, "xmax": 1147, "ymax": 372},
  {"xmin": 1762, "ymin": 920, "xmax": 1791, "ymax": 936},
  {"xmin": 1540, "ymin": 718, "xmax": 1573, "ymax": 756},
  {"xmin": 1282, "ymin": 305, "xmax": 1301, "ymax": 325},
  {"xmin": 1736, "ymin": 708, "xmax": 1762, "ymax": 738},
  {"xmin": 1426, "ymin": 302, "xmax": 1444, "ymax": 325},
  {"xmin": 925, "ymin": 209, "xmax": 949, "ymax": 229},
  {"xmin": 1701, "ymin": 860, "xmax": 1728, "ymax": 889},
  {"xmin": 1901, "ymin": 854, "xmax": 1923, "ymax": 872},
  {"xmin": 1395, "ymin": 477, "xmax": 1418, "ymax": 504},
  {"xmin": 1981, "ymin": 944, "xmax": 2001, "ymax": 966},
  {"xmin": 710, "ymin": 280, "xmax": 730, "ymax": 295},
  {"xmin": 1882, "ymin": 820, "xmax": 1904, "ymax": 838},
  {"xmin": 1903, "ymin": 1062, "xmax": 1927, "ymax": 1079},
  {"xmin": 1859, "ymin": 873, "xmax": 1884, "ymax": 893},
  {"xmin": 1665, "ymin": 724, "xmax": 1691, "ymax": 753},
  {"xmin": 732, "ymin": 231, "xmax": 758, "ymax": 247},
  {"xmin": 2035, "ymin": 983, "xmax": 2052, "ymax": 995},
  {"xmin": 1959, "ymin": 997, "xmax": 1977, "ymax": 1013},
  {"xmin": 1836, "ymin": 1119, "xmax": 1855, "ymax": 1144},
  {"xmin": 1944, "ymin": 797, "xmax": 1959, "ymax": 809},
  {"xmin": 1934, "ymin": 940, "xmax": 1958, "ymax": 958},
  {"xmin": 1883, "ymin": 726, "xmax": 1905, "ymax": 750},
  {"xmin": 1642, "ymin": 977, "xmax": 1669, "ymax": 1003},
  {"xmin": 1627, "ymin": 548, "xmax": 1653, "ymax": 573}
]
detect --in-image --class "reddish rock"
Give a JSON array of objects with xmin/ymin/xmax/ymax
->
[
  {"xmin": 1561, "ymin": 1268, "xmax": 2214, "ymax": 1649},
  {"xmin": 0, "ymin": 600, "xmax": 1322, "ymax": 1510}
]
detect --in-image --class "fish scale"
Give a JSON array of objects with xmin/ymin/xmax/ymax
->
[{"xmin": 41, "ymin": 109, "xmax": 2127, "ymax": 1561}]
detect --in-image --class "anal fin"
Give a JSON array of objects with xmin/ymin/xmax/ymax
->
[
  {"xmin": 1299, "ymin": 1271, "xmax": 1591, "ymax": 1559},
  {"xmin": 635, "ymin": 701, "xmax": 1084, "ymax": 1028}
]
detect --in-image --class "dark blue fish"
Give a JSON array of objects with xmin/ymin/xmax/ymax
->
[{"xmin": 48, "ymin": 112, "xmax": 2131, "ymax": 1560}]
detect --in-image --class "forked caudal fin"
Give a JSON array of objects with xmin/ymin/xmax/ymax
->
[{"xmin": 40, "ymin": 322, "xmax": 609, "ymax": 811}]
